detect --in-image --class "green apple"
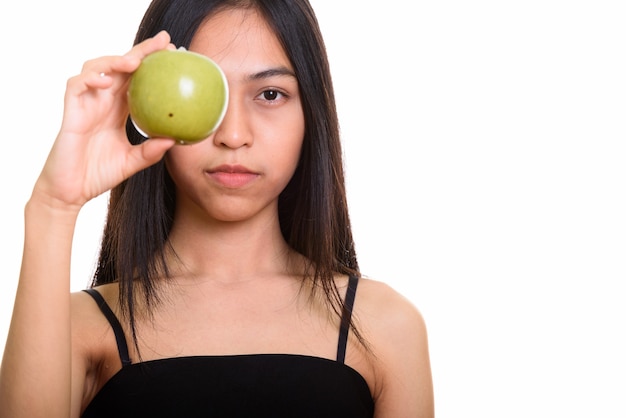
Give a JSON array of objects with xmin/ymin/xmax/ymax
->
[{"xmin": 127, "ymin": 48, "xmax": 228, "ymax": 144}]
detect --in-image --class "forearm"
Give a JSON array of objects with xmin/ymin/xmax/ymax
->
[{"xmin": 0, "ymin": 197, "xmax": 80, "ymax": 418}]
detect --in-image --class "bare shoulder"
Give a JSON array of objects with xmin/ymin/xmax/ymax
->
[
  {"xmin": 355, "ymin": 277, "xmax": 428, "ymax": 340},
  {"xmin": 354, "ymin": 277, "xmax": 434, "ymax": 417},
  {"xmin": 70, "ymin": 284, "xmax": 119, "ymax": 330},
  {"xmin": 69, "ymin": 284, "xmax": 122, "ymax": 411},
  {"xmin": 70, "ymin": 283, "xmax": 121, "ymax": 357}
]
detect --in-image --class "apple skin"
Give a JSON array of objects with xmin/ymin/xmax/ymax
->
[{"xmin": 127, "ymin": 48, "xmax": 228, "ymax": 144}]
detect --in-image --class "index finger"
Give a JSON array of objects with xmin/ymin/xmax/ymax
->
[{"xmin": 125, "ymin": 30, "xmax": 173, "ymax": 62}]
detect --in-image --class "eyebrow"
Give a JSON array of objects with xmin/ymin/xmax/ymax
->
[{"xmin": 246, "ymin": 66, "xmax": 297, "ymax": 81}]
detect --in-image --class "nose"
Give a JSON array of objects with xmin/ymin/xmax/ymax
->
[{"xmin": 212, "ymin": 94, "xmax": 253, "ymax": 149}]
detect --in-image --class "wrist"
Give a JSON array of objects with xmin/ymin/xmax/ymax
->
[{"xmin": 25, "ymin": 191, "xmax": 82, "ymax": 226}]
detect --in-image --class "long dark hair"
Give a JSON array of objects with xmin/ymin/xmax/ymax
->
[{"xmin": 92, "ymin": 0, "xmax": 363, "ymax": 352}]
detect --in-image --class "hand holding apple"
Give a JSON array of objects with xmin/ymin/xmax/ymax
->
[{"xmin": 127, "ymin": 48, "xmax": 228, "ymax": 144}]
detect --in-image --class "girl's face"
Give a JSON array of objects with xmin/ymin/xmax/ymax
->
[{"xmin": 165, "ymin": 8, "xmax": 304, "ymax": 223}]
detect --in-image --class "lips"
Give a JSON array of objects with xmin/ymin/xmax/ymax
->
[{"xmin": 206, "ymin": 164, "xmax": 259, "ymax": 188}]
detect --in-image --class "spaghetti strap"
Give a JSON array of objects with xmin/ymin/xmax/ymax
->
[
  {"xmin": 83, "ymin": 288, "xmax": 132, "ymax": 367},
  {"xmin": 336, "ymin": 275, "xmax": 359, "ymax": 364}
]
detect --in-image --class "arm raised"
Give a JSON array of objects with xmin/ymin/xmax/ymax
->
[{"xmin": 0, "ymin": 31, "xmax": 176, "ymax": 418}]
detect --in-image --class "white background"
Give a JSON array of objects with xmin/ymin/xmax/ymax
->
[{"xmin": 1, "ymin": 1, "xmax": 625, "ymax": 417}]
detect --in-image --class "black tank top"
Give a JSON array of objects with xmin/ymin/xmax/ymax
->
[{"xmin": 81, "ymin": 276, "xmax": 374, "ymax": 417}]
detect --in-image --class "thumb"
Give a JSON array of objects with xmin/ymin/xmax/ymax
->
[{"xmin": 132, "ymin": 137, "xmax": 177, "ymax": 169}]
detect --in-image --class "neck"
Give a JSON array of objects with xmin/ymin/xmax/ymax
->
[{"xmin": 164, "ymin": 212, "xmax": 303, "ymax": 284}]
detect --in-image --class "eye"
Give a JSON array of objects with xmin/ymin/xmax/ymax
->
[
  {"xmin": 263, "ymin": 90, "xmax": 279, "ymax": 101},
  {"xmin": 257, "ymin": 89, "xmax": 287, "ymax": 103}
]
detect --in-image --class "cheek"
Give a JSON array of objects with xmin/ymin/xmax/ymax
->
[
  {"xmin": 263, "ymin": 132, "xmax": 303, "ymax": 191},
  {"xmin": 259, "ymin": 105, "xmax": 305, "ymax": 170},
  {"xmin": 165, "ymin": 148, "xmax": 184, "ymax": 174},
  {"xmin": 281, "ymin": 124, "xmax": 305, "ymax": 174},
  {"xmin": 282, "ymin": 138, "xmax": 304, "ymax": 191},
  {"xmin": 164, "ymin": 146, "xmax": 199, "ymax": 186},
  {"xmin": 284, "ymin": 108, "xmax": 305, "ymax": 165}
]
